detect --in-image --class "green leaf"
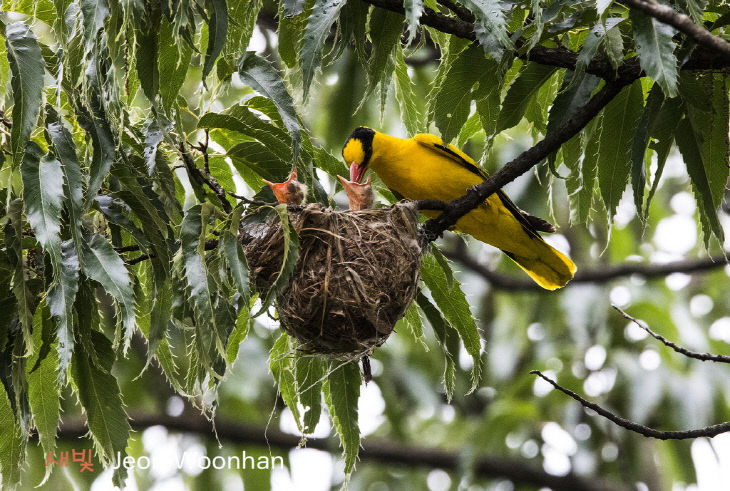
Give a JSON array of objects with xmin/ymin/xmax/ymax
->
[
  {"xmin": 324, "ymin": 361, "xmax": 360, "ymax": 474},
  {"xmin": 180, "ymin": 204, "xmax": 224, "ymax": 360},
  {"xmin": 362, "ymin": 7, "xmax": 402, "ymax": 106},
  {"xmin": 5, "ymin": 21, "xmax": 45, "ymax": 168},
  {"xmin": 220, "ymin": 231, "xmax": 250, "ymax": 304},
  {"xmin": 497, "ymin": 63, "xmax": 557, "ymax": 133},
  {"xmin": 675, "ymin": 118, "xmax": 725, "ymax": 245},
  {"xmin": 47, "ymin": 240, "xmax": 79, "ymax": 384},
  {"xmin": 21, "ymin": 143, "xmax": 63, "ymax": 254},
  {"xmin": 415, "ymin": 290, "xmax": 456, "ymax": 400},
  {"xmin": 0, "ymin": 384, "xmax": 24, "ymax": 490},
  {"xmin": 71, "ymin": 330, "xmax": 130, "ymax": 488},
  {"xmin": 228, "ymin": 141, "xmax": 290, "ymax": 182},
  {"xmin": 630, "ymin": 10, "xmax": 678, "ymax": 98},
  {"xmin": 238, "ymin": 52, "xmax": 302, "ymax": 160},
  {"xmin": 26, "ymin": 304, "xmax": 59, "ymax": 460},
  {"xmin": 223, "ymin": 0, "xmax": 261, "ymax": 60},
  {"xmin": 202, "ymin": 0, "xmax": 228, "ymax": 80},
  {"xmin": 631, "ymin": 84, "xmax": 664, "ymax": 218},
  {"xmin": 255, "ymin": 204, "xmax": 300, "ymax": 315},
  {"xmin": 404, "ymin": 0, "xmax": 424, "ymax": 42},
  {"xmin": 395, "ymin": 301, "xmax": 425, "ymax": 345},
  {"xmin": 269, "ymin": 333, "xmax": 302, "ymax": 429},
  {"xmin": 78, "ymin": 105, "xmax": 115, "ymax": 208},
  {"xmin": 420, "ymin": 254, "xmax": 482, "ymax": 393},
  {"xmin": 135, "ymin": 4, "xmax": 161, "ymax": 101},
  {"xmin": 148, "ymin": 280, "xmax": 172, "ymax": 361},
  {"xmin": 80, "ymin": 234, "xmax": 136, "ymax": 353},
  {"xmin": 296, "ymin": 356, "xmax": 325, "ymax": 434},
  {"xmin": 462, "ymin": 0, "xmax": 514, "ymax": 60},
  {"xmin": 300, "ymin": 0, "xmax": 347, "ymax": 100},
  {"xmin": 6, "ymin": 199, "xmax": 33, "ymax": 353},
  {"xmin": 198, "ymin": 106, "xmax": 291, "ymax": 161},
  {"xmin": 393, "ymin": 46, "xmax": 425, "ymax": 136},
  {"xmin": 596, "ymin": 80, "xmax": 644, "ymax": 221},
  {"xmin": 158, "ymin": 16, "xmax": 193, "ymax": 111},
  {"xmin": 435, "ymin": 45, "xmax": 501, "ymax": 143},
  {"xmin": 570, "ymin": 18, "xmax": 624, "ymax": 89},
  {"xmin": 45, "ymin": 106, "xmax": 83, "ymax": 243}
]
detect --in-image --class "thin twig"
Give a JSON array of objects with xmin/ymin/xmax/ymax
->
[
  {"xmin": 123, "ymin": 239, "xmax": 220, "ymax": 266},
  {"xmin": 613, "ymin": 305, "xmax": 730, "ymax": 363},
  {"xmin": 531, "ymin": 370, "xmax": 730, "ymax": 440},
  {"xmin": 183, "ymin": 139, "xmax": 233, "ymax": 214},
  {"xmin": 444, "ymin": 241, "xmax": 730, "ymax": 290},
  {"xmin": 619, "ymin": 0, "xmax": 730, "ymax": 61},
  {"xmin": 227, "ymin": 191, "xmax": 275, "ymax": 207}
]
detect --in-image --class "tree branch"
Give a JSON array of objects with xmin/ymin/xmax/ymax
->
[
  {"xmin": 613, "ymin": 305, "xmax": 730, "ymax": 363},
  {"xmin": 179, "ymin": 141, "xmax": 233, "ymax": 214},
  {"xmin": 359, "ymin": 0, "xmax": 730, "ymax": 78},
  {"xmin": 444, "ymin": 241, "xmax": 730, "ymax": 291},
  {"xmin": 55, "ymin": 413, "xmax": 623, "ymax": 491},
  {"xmin": 619, "ymin": 0, "xmax": 730, "ymax": 61},
  {"xmin": 419, "ymin": 81, "xmax": 631, "ymax": 245},
  {"xmin": 531, "ymin": 370, "xmax": 730, "ymax": 440}
]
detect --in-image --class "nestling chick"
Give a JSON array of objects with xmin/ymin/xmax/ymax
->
[
  {"xmin": 264, "ymin": 169, "xmax": 307, "ymax": 205},
  {"xmin": 338, "ymin": 175, "xmax": 374, "ymax": 211}
]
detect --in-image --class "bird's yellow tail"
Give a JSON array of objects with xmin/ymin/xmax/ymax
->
[{"xmin": 502, "ymin": 239, "xmax": 576, "ymax": 290}]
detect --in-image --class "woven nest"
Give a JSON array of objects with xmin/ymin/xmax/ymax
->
[{"xmin": 240, "ymin": 202, "xmax": 422, "ymax": 357}]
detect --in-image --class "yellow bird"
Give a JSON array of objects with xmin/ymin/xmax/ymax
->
[{"xmin": 342, "ymin": 127, "xmax": 576, "ymax": 290}]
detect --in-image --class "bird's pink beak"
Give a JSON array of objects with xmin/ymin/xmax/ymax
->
[{"xmin": 349, "ymin": 161, "xmax": 367, "ymax": 184}]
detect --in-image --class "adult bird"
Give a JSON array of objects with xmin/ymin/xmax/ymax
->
[{"xmin": 342, "ymin": 127, "xmax": 576, "ymax": 290}]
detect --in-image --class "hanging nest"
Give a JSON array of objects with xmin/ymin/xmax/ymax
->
[{"xmin": 240, "ymin": 202, "xmax": 422, "ymax": 357}]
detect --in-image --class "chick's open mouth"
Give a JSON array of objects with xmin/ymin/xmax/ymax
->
[{"xmin": 349, "ymin": 162, "xmax": 367, "ymax": 183}]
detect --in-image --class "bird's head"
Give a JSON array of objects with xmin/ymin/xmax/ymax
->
[
  {"xmin": 263, "ymin": 169, "xmax": 307, "ymax": 205},
  {"xmin": 338, "ymin": 175, "xmax": 373, "ymax": 211},
  {"xmin": 342, "ymin": 126, "xmax": 376, "ymax": 184}
]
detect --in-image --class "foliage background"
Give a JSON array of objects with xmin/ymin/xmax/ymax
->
[{"xmin": 2, "ymin": 0, "xmax": 730, "ymax": 490}]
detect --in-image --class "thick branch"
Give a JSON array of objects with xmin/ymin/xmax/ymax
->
[
  {"xmin": 56, "ymin": 413, "xmax": 622, "ymax": 491},
  {"xmin": 179, "ymin": 142, "xmax": 233, "ymax": 213},
  {"xmin": 419, "ymin": 81, "xmax": 630, "ymax": 245},
  {"xmin": 445, "ymin": 242, "xmax": 730, "ymax": 291},
  {"xmin": 613, "ymin": 305, "xmax": 730, "ymax": 363},
  {"xmin": 620, "ymin": 0, "xmax": 730, "ymax": 61},
  {"xmin": 532, "ymin": 371, "xmax": 730, "ymax": 440}
]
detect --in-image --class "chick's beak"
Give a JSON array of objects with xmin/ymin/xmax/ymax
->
[
  {"xmin": 349, "ymin": 161, "xmax": 367, "ymax": 184},
  {"xmin": 338, "ymin": 175, "xmax": 374, "ymax": 211}
]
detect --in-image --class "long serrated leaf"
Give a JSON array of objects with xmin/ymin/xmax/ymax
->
[
  {"xmin": 80, "ymin": 234, "xmax": 136, "ymax": 353},
  {"xmin": 136, "ymin": 5, "xmax": 161, "ymax": 100},
  {"xmin": 497, "ymin": 63, "xmax": 557, "ymax": 133},
  {"xmin": 435, "ymin": 45, "xmax": 500, "ymax": 143},
  {"xmin": 269, "ymin": 333, "xmax": 302, "ymax": 429},
  {"xmin": 420, "ymin": 254, "xmax": 482, "ymax": 393},
  {"xmin": 180, "ymin": 204, "xmax": 222, "ymax": 360},
  {"xmin": 46, "ymin": 106, "xmax": 83, "ymax": 243},
  {"xmin": 395, "ymin": 301, "xmax": 425, "ymax": 346},
  {"xmin": 404, "ymin": 0, "xmax": 424, "ymax": 43},
  {"xmin": 300, "ymin": 0, "xmax": 347, "ymax": 100},
  {"xmin": 675, "ymin": 118, "xmax": 725, "ymax": 245},
  {"xmin": 220, "ymin": 231, "xmax": 250, "ymax": 303},
  {"xmin": 223, "ymin": 0, "xmax": 261, "ymax": 59},
  {"xmin": 203, "ymin": 0, "xmax": 228, "ymax": 80},
  {"xmin": 5, "ymin": 22, "xmax": 45, "ymax": 168},
  {"xmin": 324, "ymin": 361, "xmax": 360, "ymax": 474},
  {"xmin": 393, "ymin": 46, "xmax": 425, "ymax": 136},
  {"xmin": 0, "ymin": 385, "xmax": 24, "ymax": 490},
  {"xmin": 238, "ymin": 52, "xmax": 302, "ymax": 160},
  {"xmin": 596, "ymin": 80, "xmax": 644, "ymax": 220},
  {"xmin": 631, "ymin": 84, "xmax": 664, "ymax": 218},
  {"xmin": 296, "ymin": 356, "xmax": 325, "ymax": 434},
  {"xmin": 158, "ymin": 15, "xmax": 193, "ymax": 111},
  {"xmin": 570, "ymin": 18, "xmax": 624, "ymax": 89},
  {"xmin": 462, "ymin": 0, "xmax": 514, "ymax": 60},
  {"xmin": 255, "ymin": 204, "xmax": 299, "ymax": 315},
  {"xmin": 71, "ymin": 330, "xmax": 130, "ymax": 487},
  {"xmin": 630, "ymin": 10, "xmax": 678, "ymax": 98},
  {"xmin": 361, "ymin": 7, "xmax": 402, "ymax": 107},
  {"xmin": 47, "ymin": 240, "xmax": 79, "ymax": 384},
  {"xmin": 27, "ymin": 304, "xmax": 59, "ymax": 461},
  {"xmin": 21, "ymin": 143, "xmax": 63, "ymax": 253}
]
